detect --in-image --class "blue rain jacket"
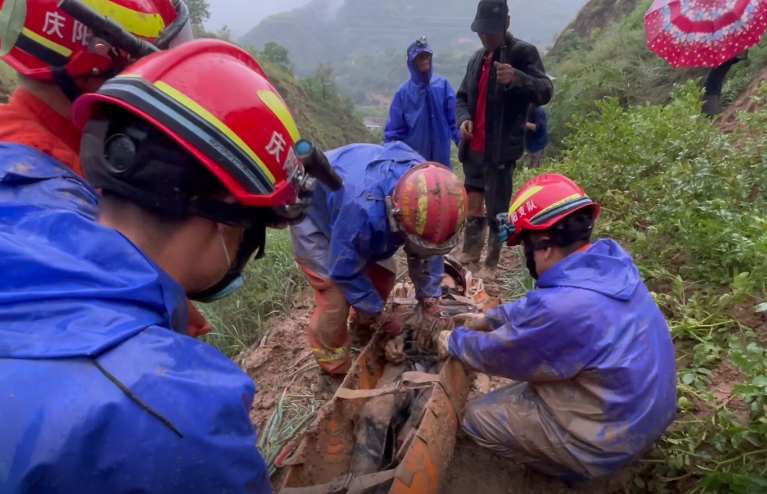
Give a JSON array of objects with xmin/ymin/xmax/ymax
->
[
  {"xmin": 384, "ymin": 40, "xmax": 461, "ymax": 169},
  {"xmin": 450, "ymin": 239, "xmax": 677, "ymax": 478},
  {"xmin": 0, "ymin": 144, "xmax": 271, "ymax": 494},
  {"xmin": 290, "ymin": 142, "xmax": 443, "ymax": 315}
]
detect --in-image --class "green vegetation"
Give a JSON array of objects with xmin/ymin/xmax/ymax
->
[
  {"xmin": 241, "ymin": 0, "xmax": 589, "ymax": 102},
  {"xmin": 544, "ymin": 0, "xmax": 706, "ymax": 151},
  {"xmin": 200, "ymin": 229, "xmax": 306, "ymax": 358},
  {"xmin": 0, "ymin": 60, "xmax": 15, "ymax": 103},
  {"xmin": 526, "ymin": 83, "xmax": 767, "ymax": 493}
]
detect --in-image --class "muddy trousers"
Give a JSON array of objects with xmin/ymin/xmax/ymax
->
[
  {"xmin": 297, "ymin": 262, "xmax": 397, "ymax": 375},
  {"xmin": 461, "ymin": 382, "xmax": 591, "ymax": 484},
  {"xmin": 461, "ymin": 148, "xmax": 515, "ymax": 269}
]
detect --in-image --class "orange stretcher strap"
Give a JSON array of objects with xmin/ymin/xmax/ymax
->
[{"xmin": 334, "ymin": 371, "xmax": 460, "ymax": 422}]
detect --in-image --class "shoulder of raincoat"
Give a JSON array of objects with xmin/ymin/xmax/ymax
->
[
  {"xmin": 291, "ymin": 142, "xmax": 443, "ymax": 315},
  {"xmin": 449, "ymin": 239, "xmax": 677, "ymax": 476},
  {"xmin": 383, "ymin": 40, "xmax": 460, "ymax": 169},
  {"xmin": 0, "ymin": 144, "xmax": 271, "ymax": 494}
]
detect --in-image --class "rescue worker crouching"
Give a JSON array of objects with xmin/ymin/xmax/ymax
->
[
  {"xmin": 0, "ymin": 39, "xmax": 313, "ymax": 493},
  {"xmin": 290, "ymin": 142, "xmax": 467, "ymax": 396},
  {"xmin": 434, "ymin": 174, "xmax": 677, "ymax": 485}
]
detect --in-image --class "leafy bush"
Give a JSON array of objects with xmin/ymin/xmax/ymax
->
[{"xmin": 528, "ymin": 82, "xmax": 767, "ymax": 493}]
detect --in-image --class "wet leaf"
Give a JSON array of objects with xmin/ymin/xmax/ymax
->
[
  {"xmin": 0, "ymin": 0, "xmax": 26, "ymax": 57},
  {"xmin": 754, "ymin": 302, "xmax": 767, "ymax": 313}
]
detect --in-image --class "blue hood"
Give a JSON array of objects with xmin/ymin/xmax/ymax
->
[
  {"xmin": 537, "ymin": 239, "xmax": 639, "ymax": 301},
  {"xmin": 0, "ymin": 144, "xmax": 186, "ymax": 359},
  {"xmin": 407, "ymin": 39, "xmax": 433, "ymax": 86}
]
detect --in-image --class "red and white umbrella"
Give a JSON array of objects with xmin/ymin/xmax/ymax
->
[{"xmin": 645, "ymin": 0, "xmax": 767, "ymax": 67}]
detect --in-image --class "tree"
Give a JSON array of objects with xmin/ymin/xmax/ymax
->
[
  {"xmin": 182, "ymin": 0, "xmax": 210, "ymax": 28},
  {"xmin": 262, "ymin": 42, "xmax": 294, "ymax": 75}
]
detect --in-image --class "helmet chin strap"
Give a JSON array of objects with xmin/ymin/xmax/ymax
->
[
  {"xmin": 219, "ymin": 232, "xmax": 232, "ymax": 267},
  {"xmin": 52, "ymin": 66, "xmax": 83, "ymax": 103}
]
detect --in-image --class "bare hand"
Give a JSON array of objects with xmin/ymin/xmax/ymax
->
[
  {"xmin": 494, "ymin": 62, "xmax": 514, "ymax": 87},
  {"xmin": 459, "ymin": 120, "xmax": 474, "ymax": 140},
  {"xmin": 384, "ymin": 334, "xmax": 406, "ymax": 363},
  {"xmin": 453, "ymin": 313, "xmax": 492, "ymax": 332}
]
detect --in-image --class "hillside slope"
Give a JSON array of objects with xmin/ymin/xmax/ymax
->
[
  {"xmin": 241, "ymin": 0, "xmax": 589, "ymax": 78},
  {"xmin": 0, "ymin": 46, "xmax": 367, "ymax": 150},
  {"xmin": 547, "ymin": 0, "xmax": 642, "ymax": 58}
]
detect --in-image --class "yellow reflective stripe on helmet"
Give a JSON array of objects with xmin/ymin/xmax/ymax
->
[
  {"xmin": 22, "ymin": 28, "xmax": 72, "ymax": 57},
  {"xmin": 257, "ymin": 90, "xmax": 300, "ymax": 142},
  {"xmin": 79, "ymin": 0, "xmax": 166, "ymax": 38},
  {"xmin": 534, "ymin": 193, "xmax": 583, "ymax": 218},
  {"xmin": 415, "ymin": 171, "xmax": 428, "ymax": 235},
  {"xmin": 509, "ymin": 185, "xmax": 543, "ymax": 215},
  {"xmin": 153, "ymin": 80, "xmax": 277, "ymax": 184}
]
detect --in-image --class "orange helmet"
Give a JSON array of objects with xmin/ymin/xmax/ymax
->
[
  {"xmin": 389, "ymin": 162, "xmax": 467, "ymax": 256},
  {"xmin": 500, "ymin": 173, "xmax": 601, "ymax": 247},
  {"xmin": 0, "ymin": 0, "xmax": 191, "ymax": 96}
]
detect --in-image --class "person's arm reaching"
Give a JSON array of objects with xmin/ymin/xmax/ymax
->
[
  {"xmin": 447, "ymin": 290, "xmax": 600, "ymax": 382},
  {"xmin": 384, "ymin": 90, "xmax": 408, "ymax": 144},
  {"xmin": 328, "ymin": 205, "xmax": 385, "ymax": 315},
  {"xmin": 455, "ymin": 56, "xmax": 474, "ymax": 128},
  {"xmin": 407, "ymin": 253, "xmax": 444, "ymax": 300}
]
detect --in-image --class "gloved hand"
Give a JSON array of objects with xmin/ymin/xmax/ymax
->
[
  {"xmin": 453, "ymin": 313, "xmax": 492, "ymax": 332},
  {"xmin": 414, "ymin": 299, "xmax": 454, "ymax": 352},
  {"xmin": 367, "ymin": 311, "xmax": 404, "ymax": 335},
  {"xmin": 434, "ymin": 331, "xmax": 452, "ymax": 360},
  {"xmin": 496, "ymin": 212, "xmax": 513, "ymax": 245},
  {"xmin": 384, "ymin": 334, "xmax": 406, "ymax": 363}
]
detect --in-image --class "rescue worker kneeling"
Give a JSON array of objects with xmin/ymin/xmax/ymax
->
[
  {"xmin": 435, "ymin": 174, "xmax": 677, "ymax": 484},
  {"xmin": 290, "ymin": 142, "xmax": 466, "ymax": 392},
  {"xmin": 0, "ymin": 39, "xmax": 312, "ymax": 493}
]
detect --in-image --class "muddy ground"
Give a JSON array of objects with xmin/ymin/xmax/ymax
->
[{"xmin": 237, "ymin": 243, "xmax": 633, "ymax": 494}]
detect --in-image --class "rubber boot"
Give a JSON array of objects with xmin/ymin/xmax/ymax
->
[
  {"xmin": 478, "ymin": 225, "xmax": 502, "ymax": 280},
  {"xmin": 457, "ymin": 216, "xmax": 486, "ymax": 265}
]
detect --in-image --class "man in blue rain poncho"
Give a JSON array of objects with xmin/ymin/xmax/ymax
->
[
  {"xmin": 290, "ymin": 142, "xmax": 467, "ymax": 395},
  {"xmin": 384, "ymin": 37, "xmax": 462, "ymax": 169},
  {"xmin": 0, "ymin": 40, "xmax": 319, "ymax": 493},
  {"xmin": 433, "ymin": 174, "xmax": 677, "ymax": 485}
]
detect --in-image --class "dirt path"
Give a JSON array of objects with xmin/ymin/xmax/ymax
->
[{"xmin": 236, "ymin": 241, "xmax": 634, "ymax": 493}]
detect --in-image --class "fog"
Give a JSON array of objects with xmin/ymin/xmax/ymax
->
[{"xmin": 204, "ymin": 0, "xmax": 314, "ymax": 37}]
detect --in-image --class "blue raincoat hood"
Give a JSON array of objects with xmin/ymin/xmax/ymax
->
[
  {"xmin": 407, "ymin": 40, "xmax": 434, "ymax": 85},
  {"xmin": 0, "ymin": 144, "xmax": 270, "ymax": 493},
  {"xmin": 536, "ymin": 239, "xmax": 639, "ymax": 301},
  {"xmin": 384, "ymin": 40, "xmax": 462, "ymax": 168}
]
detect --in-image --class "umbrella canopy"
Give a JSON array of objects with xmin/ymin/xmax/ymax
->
[{"xmin": 646, "ymin": 0, "xmax": 767, "ymax": 67}]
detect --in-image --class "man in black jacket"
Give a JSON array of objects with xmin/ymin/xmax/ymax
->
[{"xmin": 456, "ymin": 0, "xmax": 553, "ymax": 279}]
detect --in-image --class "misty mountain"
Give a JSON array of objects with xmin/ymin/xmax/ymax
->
[{"xmin": 241, "ymin": 0, "xmax": 589, "ymax": 77}]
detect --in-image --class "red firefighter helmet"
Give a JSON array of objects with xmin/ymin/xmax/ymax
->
[
  {"xmin": 0, "ymin": 0, "xmax": 190, "ymax": 81},
  {"xmin": 504, "ymin": 173, "xmax": 600, "ymax": 246},
  {"xmin": 72, "ymin": 38, "xmax": 305, "ymax": 211},
  {"xmin": 389, "ymin": 162, "xmax": 467, "ymax": 256}
]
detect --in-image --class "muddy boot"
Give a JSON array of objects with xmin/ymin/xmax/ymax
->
[
  {"xmin": 312, "ymin": 371, "xmax": 344, "ymax": 401},
  {"xmin": 478, "ymin": 226, "xmax": 501, "ymax": 281},
  {"xmin": 457, "ymin": 216, "xmax": 486, "ymax": 265}
]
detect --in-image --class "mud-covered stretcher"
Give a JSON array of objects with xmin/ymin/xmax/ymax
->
[{"xmin": 275, "ymin": 256, "xmax": 493, "ymax": 494}]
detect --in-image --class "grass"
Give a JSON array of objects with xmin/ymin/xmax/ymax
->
[
  {"xmin": 525, "ymin": 82, "xmax": 767, "ymax": 493},
  {"xmin": 199, "ymin": 229, "xmax": 306, "ymax": 358}
]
